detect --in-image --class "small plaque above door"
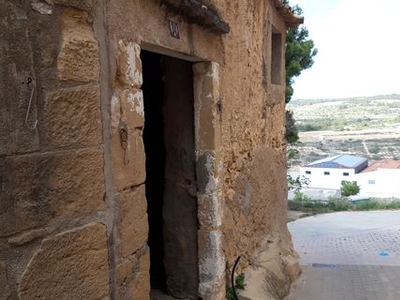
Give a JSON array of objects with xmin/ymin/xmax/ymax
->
[{"xmin": 168, "ymin": 20, "xmax": 180, "ymax": 39}]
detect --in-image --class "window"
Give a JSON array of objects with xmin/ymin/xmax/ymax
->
[
  {"xmin": 324, "ymin": 171, "xmax": 330, "ymax": 176},
  {"xmin": 343, "ymin": 172, "xmax": 349, "ymax": 176},
  {"xmin": 305, "ymin": 171, "xmax": 311, "ymax": 175},
  {"xmin": 368, "ymin": 180, "xmax": 375, "ymax": 184},
  {"xmin": 271, "ymin": 27, "xmax": 282, "ymax": 85}
]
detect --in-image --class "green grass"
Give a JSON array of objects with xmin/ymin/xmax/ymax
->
[
  {"xmin": 226, "ymin": 273, "xmax": 246, "ymax": 300},
  {"xmin": 288, "ymin": 196, "xmax": 400, "ymax": 216}
]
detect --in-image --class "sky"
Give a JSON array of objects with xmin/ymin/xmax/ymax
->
[{"xmin": 290, "ymin": 0, "xmax": 400, "ymax": 100}]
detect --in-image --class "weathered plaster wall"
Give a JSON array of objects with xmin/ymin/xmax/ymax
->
[
  {"xmin": 216, "ymin": 2, "xmax": 301, "ymax": 298},
  {"xmin": 104, "ymin": 0, "xmax": 300, "ymax": 298}
]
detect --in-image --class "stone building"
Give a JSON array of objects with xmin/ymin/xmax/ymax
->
[{"xmin": 1, "ymin": 0, "xmax": 302, "ymax": 299}]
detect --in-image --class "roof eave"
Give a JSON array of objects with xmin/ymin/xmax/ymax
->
[{"xmin": 272, "ymin": 0, "xmax": 304, "ymax": 29}]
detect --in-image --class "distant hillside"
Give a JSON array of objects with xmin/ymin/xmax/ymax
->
[
  {"xmin": 287, "ymin": 94, "xmax": 400, "ymax": 168},
  {"xmin": 290, "ymin": 94, "xmax": 400, "ymax": 106},
  {"xmin": 287, "ymin": 94, "xmax": 400, "ymax": 132}
]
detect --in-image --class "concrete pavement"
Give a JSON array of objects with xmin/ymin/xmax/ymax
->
[{"xmin": 287, "ymin": 211, "xmax": 400, "ymax": 300}]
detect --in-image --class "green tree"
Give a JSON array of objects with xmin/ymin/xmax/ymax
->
[
  {"xmin": 285, "ymin": 109, "xmax": 299, "ymax": 143},
  {"xmin": 284, "ymin": 1, "xmax": 317, "ymax": 143},
  {"xmin": 284, "ymin": 3, "xmax": 318, "ymax": 103},
  {"xmin": 341, "ymin": 181, "xmax": 360, "ymax": 197}
]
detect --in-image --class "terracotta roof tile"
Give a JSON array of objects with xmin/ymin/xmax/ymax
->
[
  {"xmin": 272, "ymin": 0, "xmax": 304, "ymax": 28},
  {"xmin": 362, "ymin": 158, "xmax": 400, "ymax": 173}
]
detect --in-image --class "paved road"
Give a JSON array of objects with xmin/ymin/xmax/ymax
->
[{"xmin": 287, "ymin": 211, "xmax": 400, "ymax": 300}]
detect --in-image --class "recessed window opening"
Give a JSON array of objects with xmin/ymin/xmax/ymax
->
[
  {"xmin": 305, "ymin": 171, "xmax": 311, "ymax": 175},
  {"xmin": 368, "ymin": 180, "xmax": 376, "ymax": 184},
  {"xmin": 324, "ymin": 171, "xmax": 330, "ymax": 175},
  {"xmin": 271, "ymin": 26, "xmax": 282, "ymax": 85},
  {"xmin": 343, "ymin": 172, "xmax": 349, "ymax": 176}
]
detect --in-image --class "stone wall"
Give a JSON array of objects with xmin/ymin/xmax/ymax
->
[
  {"xmin": 0, "ymin": 1, "xmax": 110, "ymax": 299},
  {"xmin": 1, "ymin": 0, "xmax": 300, "ymax": 299}
]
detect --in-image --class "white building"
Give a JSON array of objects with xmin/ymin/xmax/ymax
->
[
  {"xmin": 355, "ymin": 159, "xmax": 400, "ymax": 198},
  {"xmin": 300, "ymin": 155, "xmax": 368, "ymax": 190}
]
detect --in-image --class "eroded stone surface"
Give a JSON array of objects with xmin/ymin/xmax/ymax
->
[
  {"xmin": 0, "ymin": 261, "xmax": 12, "ymax": 300},
  {"xmin": 193, "ymin": 62, "xmax": 221, "ymax": 151},
  {"xmin": 0, "ymin": 0, "xmax": 40, "ymax": 156},
  {"xmin": 120, "ymin": 89, "xmax": 145, "ymax": 129},
  {"xmin": 7, "ymin": 228, "xmax": 47, "ymax": 246},
  {"xmin": 2, "ymin": 1, "xmax": 301, "ymax": 299},
  {"xmin": 58, "ymin": 8, "xmax": 99, "ymax": 82},
  {"xmin": 18, "ymin": 222, "xmax": 109, "ymax": 300},
  {"xmin": 117, "ymin": 40, "xmax": 143, "ymax": 88},
  {"xmin": 110, "ymin": 89, "xmax": 146, "ymax": 191},
  {"xmin": 198, "ymin": 192, "xmax": 222, "ymax": 229},
  {"xmin": 240, "ymin": 244, "xmax": 300, "ymax": 300},
  {"xmin": 198, "ymin": 230, "xmax": 225, "ymax": 300},
  {"xmin": 118, "ymin": 185, "xmax": 148, "ymax": 257},
  {"xmin": 45, "ymin": 0, "xmax": 94, "ymax": 11},
  {"xmin": 117, "ymin": 246, "xmax": 150, "ymax": 300},
  {"xmin": 112, "ymin": 129, "xmax": 146, "ymax": 191},
  {"xmin": 44, "ymin": 85, "xmax": 102, "ymax": 148},
  {"xmin": 0, "ymin": 150, "xmax": 105, "ymax": 237}
]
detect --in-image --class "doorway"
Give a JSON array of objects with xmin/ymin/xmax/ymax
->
[{"xmin": 141, "ymin": 50, "xmax": 199, "ymax": 299}]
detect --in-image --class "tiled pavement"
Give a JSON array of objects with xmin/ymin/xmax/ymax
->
[{"xmin": 287, "ymin": 211, "xmax": 400, "ymax": 300}]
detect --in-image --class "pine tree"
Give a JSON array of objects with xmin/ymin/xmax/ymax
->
[{"xmin": 284, "ymin": 1, "xmax": 317, "ymax": 143}]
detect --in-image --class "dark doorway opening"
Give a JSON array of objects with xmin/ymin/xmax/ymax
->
[{"xmin": 141, "ymin": 50, "xmax": 199, "ymax": 299}]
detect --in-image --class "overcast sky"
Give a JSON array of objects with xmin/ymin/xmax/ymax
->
[{"xmin": 291, "ymin": 0, "xmax": 400, "ymax": 100}]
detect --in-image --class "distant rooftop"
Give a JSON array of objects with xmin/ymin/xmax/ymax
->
[
  {"xmin": 362, "ymin": 158, "xmax": 400, "ymax": 173},
  {"xmin": 305, "ymin": 155, "xmax": 368, "ymax": 172}
]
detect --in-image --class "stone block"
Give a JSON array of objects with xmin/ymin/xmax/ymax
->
[
  {"xmin": 124, "ymin": 269, "xmax": 151, "ymax": 300},
  {"xmin": 45, "ymin": 0, "xmax": 94, "ymax": 11},
  {"xmin": 120, "ymin": 89, "xmax": 145, "ymax": 129},
  {"xmin": 196, "ymin": 151, "xmax": 217, "ymax": 195},
  {"xmin": 199, "ymin": 75, "xmax": 220, "ymax": 101},
  {"xmin": 198, "ymin": 193, "xmax": 222, "ymax": 229},
  {"xmin": 18, "ymin": 222, "xmax": 109, "ymax": 300},
  {"xmin": 117, "ymin": 40, "xmax": 143, "ymax": 88},
  {"xmin": 7, "ymin": 228, "xmax": 47, "ymax": 246},
  {"xmin": 193, "ymin": 62, "xmax": 221, "ymax": 151},
  {"xmin": 44, "ymin": 85, "xmax": 102, "ymax": 148},
  {"xmin": 0, "ymin": 261, "xmax": 12, "ymax": 300},
  {"xmin": 196, "ymin": 98, "xmax": 221, "ymax": 150},
  {"xmin": 118, "ymin": 185, "xmax": 148, "ymax": 257},
  {"xmin": 193, "ymin": 61, "xmax": 220, "ymax": 79},
  {"xmin": 112, "ymin": 88, "xmax": 145, "ymax": 131},
  {"xmin": 117, "ymin": 247, "xmax": 150, "ymax": 300},
  {"xmin": 58, "ymin": 8, "xmax": 99, "ymax": 82},
  {"xmin": 112, "ymin": 129, "xmax": 146, "ymax": 191},
  {"xmin": 110, "ymin": 89, "xmax": 146, "ymax": 191},
  {"xmin": 0, "ymin": 1, "xmax": 40, "ymax": 155},
  {"xmin": 0, "ymin": 149, "xmax": 105, "ymax": 237},
  {"xmin": 198, "ymin": 230, "xmax": 225, "ymax": 300}
]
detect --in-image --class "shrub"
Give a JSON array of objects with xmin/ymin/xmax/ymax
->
[
  {"xmin": 287, "ymin": 175, "xmax": 310, "ymax": 194},
  {"xmin": 327, "ymin": 198, "xmax": 351, "ymax": 211},
  {"xmin": 341, "ymin": 181, "xmax": 360, "ymax": 197}
]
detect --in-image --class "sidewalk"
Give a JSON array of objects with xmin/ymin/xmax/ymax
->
[{"xmin": 287, "ymin": 211, "xmax": 400, "ymax": 300}]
